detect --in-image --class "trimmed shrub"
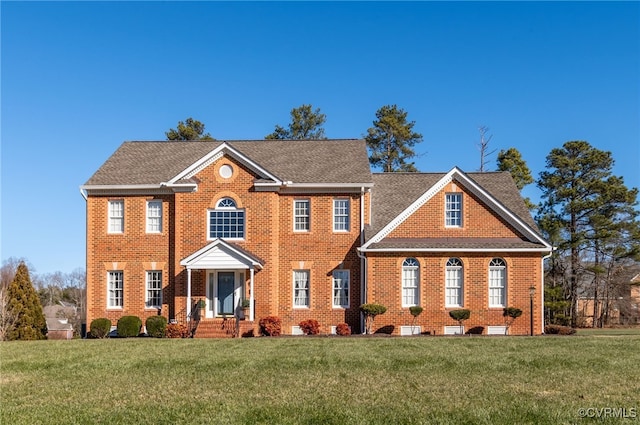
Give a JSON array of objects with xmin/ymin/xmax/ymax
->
[
  {"xmin": 409, "ymin": 306, "xmax": 424, "ymax": 317},
  {"xmin": 166, "ymin": 323, "xmax": 190, "ymax": 338},
  {"xmin": 544, "ymin": 324, "xmax": 576, "ymax": 335},
  {"xmin": 117, "ymin": 315, "xmax": 142, "ymax": 338},
  {"xmin": 259, "ymin": 316, "xmax": 282, "ymax": 336},
  {"xmin": 89, "ymin": 318, "xmax": 111, "ymax": 339},
  {"xmin": 360, "ymin": 303, "xmax": 387, "ymax": 334},
  {"xmin": 336, "ymin": 323, "xmax": 351, "ymax": 336},
  {"xmin": 449, "ymin": 309, "xmax": 471, "ymax": 322},
  {"xmin": 145, "ymin": 316, "xmax": 167, "ymax": 338},
  {"xmin": 298, "ymin": 319, "xmax": 320, "ymax": 335}
]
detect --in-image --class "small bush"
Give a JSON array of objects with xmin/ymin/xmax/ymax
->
[
  {"xmin": 166, "ymin": 323, "xmax": 190, "ymax": 338},
  {"xmin": 89, "ymin": 318, "xmax": 111, "ymax": 339},
  {"xmin": 544, "ymin": 324, "xmax": 576, "ymax": 335},
  {"xmin": 360, "ymin": 303, "xmax": 387, "ymax": 334},
  {"xmin": 449, "ymin": 309, "xmax": 471, "ymax": 321},
  {"xmin": 259, "ymin": 316, "xmax": 282, "ymax": 336},
  {"xmin": 117, "ymin": 315, "xmax": 142, "ymax": 338},
  {"xmin": 409, "ymin": 306, "xmax": 424, "ymax": 317},
  {"xmin": 335, "ymin": 323, "xmax": 351, "ymax": 336},
  {"xmin": 298, "ymin": 319, "xmax": 320, "ymax": 335},
  {"xmin": 145, "ymin": 316, "xmax": 167, "ymax": 338}
]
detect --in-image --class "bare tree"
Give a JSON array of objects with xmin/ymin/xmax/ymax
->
[{"xmin": 477, "ymin": 126, "xmax": 496, "ymax": 172}]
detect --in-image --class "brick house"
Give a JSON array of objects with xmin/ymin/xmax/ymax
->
[{"xmin": 81, "ymin": 139, "xmax": 552, "ymax": 337}]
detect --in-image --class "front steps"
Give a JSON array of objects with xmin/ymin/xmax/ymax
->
[{"xmin": 193, "ymin": 318, "xmax": 256, "ymax": 338}]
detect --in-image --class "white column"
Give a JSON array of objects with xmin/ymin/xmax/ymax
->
[
  {"xmin": 249, "ymin": 267, "xmax": 255, "ymax": 321},
  {"xmin": 187, "ymin": 268, "xmax": 192, "ymax": 322}
]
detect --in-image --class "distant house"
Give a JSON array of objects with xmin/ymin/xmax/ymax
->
[
  {"xmin": 81, "ymin": 139, "xmax": 552, "ymax": 337},
  {"xmin": 45, "ymin": 318, "xmax": 73, "ymax": 340}
]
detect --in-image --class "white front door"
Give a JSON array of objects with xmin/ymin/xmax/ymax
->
[{"xmin": 207, "ymin": 271, "xmax": 244, "ymax": 318}]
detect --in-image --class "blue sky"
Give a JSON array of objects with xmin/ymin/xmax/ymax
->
[{"xmin": 2, "ymin": 1, "xmax": 639, "ymax": 276}]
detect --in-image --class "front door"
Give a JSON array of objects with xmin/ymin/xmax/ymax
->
[{"xmin": 217, "ymin": 272, "xmax": 235, "ymax": 316}]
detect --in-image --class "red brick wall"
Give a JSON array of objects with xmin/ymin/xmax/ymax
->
[
  {"xmin": 365, "ymin": 252, "xmax": 542, "ymax": 335},
  {"xmin": 388, "ymin": 181, "xmax": 526, "ymax": 239}
]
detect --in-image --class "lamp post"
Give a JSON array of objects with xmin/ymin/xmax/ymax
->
[{"xmin": 529, "ymin": 286, "xmax": 536, "ymax": 336}]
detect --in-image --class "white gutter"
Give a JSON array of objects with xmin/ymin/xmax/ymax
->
[
  {"xmin": 357, "ymin": 186, "xmax": 367, "ymax": 334},
  {"xmin": 540, "ymin": 250, "xmax": 554, "ymax": 334},
  {"xmin": 79, "ymin": 188, "xmax": 88, "ymax": 201},
  {"xmin": 361, "ymin": 247, "xmax": 553, "ymax": 253}
]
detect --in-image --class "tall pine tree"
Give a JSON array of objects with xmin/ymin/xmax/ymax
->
[
  {"xmin": 6, "ymin": 262, "xmax": 47, "ymax": 340},
  {"xmin": 265, "ymin": 104, "xmax": 327, "ymax": 140},
  {"xmin": 365, "ymin": 105, "xmax": 423, "ymax": 172}
]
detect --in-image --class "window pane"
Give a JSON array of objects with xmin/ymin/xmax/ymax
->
[
  {"xmin": 489, "ymin": 258, "xmax": 506, "ymax": 307},
  {"xmin": 445, "ymin": 194, "xmax": 462, "ymax": 227},
  {"xmin": 334, "ymin": 199, "xmax": 350, "ymax": 231},
  {"xmin": 108, "ymin": 201, "xmax": 124, "ymax": 233},
  {"xmin": 108, "ymin": 271, "xmax": 123, "ymax": 308},
  {"xmin": 332, "ymin": 270, "xmax": 349, "ymax": 307},
  {"xmin": 294, "ymin": 270, "xmax": 309, "ymax": 307},
  {"xmin": 402, "ymin": 258, "xmax": 419, "ymax": 306},
  {"xmin": 146, "ymin": 271, "xmax": 162, "ymax": 308},
  {"xmin": 445, "ymin": 258, "xmax": 463, "ymax": 307},
  {"xmin": 294, "ymin": 200, "xmax": 310, "ymax": 231}
]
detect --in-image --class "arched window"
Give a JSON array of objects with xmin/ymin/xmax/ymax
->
[
  {"xmin": 402, "ymin": 258, "xmax": 419, "ymax": 307},
  {"xmin": 208, "ymin": 197, "xmax": 244, "ymax": 239},
  {"xmin": 445, "ymin": 258, "xmax": 463, "ymax": 307},
  {"xmin": 489, "ymin": 258, "xmax": 506, "ymax": 307}
]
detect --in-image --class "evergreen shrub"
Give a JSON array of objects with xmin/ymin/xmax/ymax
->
[
  {"xmin": 117, "ymin": 315, "xmax": 142, "ymax": 337},
  {"xmin": 145, "ymin": 316, "xmax": 167, "ymax": 338},
  {"xmin": 89, "ymin": 318, "xmax": 111, "ymax": 339}
]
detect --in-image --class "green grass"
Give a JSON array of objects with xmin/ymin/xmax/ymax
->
[
  {"xmin": 576, "ymin": 327, "xmax": 640, "ymax": 336},
  {"xmin": 2, "ymin": 336, "xmax": 639, "ymax": 424}
]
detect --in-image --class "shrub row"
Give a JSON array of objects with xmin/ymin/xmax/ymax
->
[{"xmin": 89, "ymin": 315, "xmax": 170, "ymax": 338}]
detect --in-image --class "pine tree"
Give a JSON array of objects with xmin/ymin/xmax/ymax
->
[
  {"xmin": 365, "ymin": 104, "xmax": 423, "ymax": 172},
  {"xmin": 166, "ymin": 117, "xmax": 214, "ymax": 141},
  {"xmin": 6, "ymin": 262, "xmax": 47, "ymax": 340},
  {"xmin": 265, "ymin": 104, "xmax": 327, "ymax": 140}
]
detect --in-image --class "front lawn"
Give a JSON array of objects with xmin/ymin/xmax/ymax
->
[{"xmin": 1, "ymin": 336, "xmax": 639, "ymax": 424}]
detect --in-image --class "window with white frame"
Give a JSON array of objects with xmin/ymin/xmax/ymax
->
[
  {"xmin": 445, "ymin": 258, "xmax": 463, "ymax": 307},
  {"xmin": 402, "ymin": 258, "xmax": 419, "ymax": 307},
  {"xmin": 294, "ymin": 200, "xmax": 310, "ymax": 231},
  {"xmin": 333, "ymin": 199, "xmax": 350, "ymax": 232},
  {"xmin": 208, "ymin": 197, "xmax": 245, "ymax": 239},
  {"xmin": 445, "ymin": 193, "xmax": 462, "ymax": 227},
  {"xmin": 293, "ymin": 270, "xmax": 309, "ymax": 308},
  {"xmin": 332, "ymin": 270, "xmax": 350, "ymax": 308},
  {"xmin": 108, "ymin": 200, "xmax": 124, "ymax": 233},
  {"xmin": 145, "ymin": 271, "xmax": 162, "ymax": 308},
  {"xmin": 146, "ymin": 200, "xmax": 162, "ymax": 233},
  {"xmin": 107, "ymin": 271, "xmax": 123, "ymax": 308},
  {"xmin": 489, "ymin": 258, "xmax": 506, "ymax": 307}
]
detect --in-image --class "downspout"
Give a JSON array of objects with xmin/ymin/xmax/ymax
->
[
  {"xmin": 357, "ymin": 186, "xmax": 367, "ymax": 334},
  {"xmin": 541, "ymin": 250, "xmax": 553, "ymax": 334}
]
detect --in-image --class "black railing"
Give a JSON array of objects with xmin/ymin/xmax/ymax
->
[{"xmin": 172, "ymin": 299, "xmax": 203, "ymax": 337}]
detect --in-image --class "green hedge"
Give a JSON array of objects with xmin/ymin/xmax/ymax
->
[
  {"xmin": 145, "ymin": 316, "xmax": 167, "ymax": 338},
  {"xmin": 89, "ymin": 318, "xmax": 111, "ymax": 339},
  {"xmin": 117, "ymin": 316, "xmax": 142, "ymax": 338}
]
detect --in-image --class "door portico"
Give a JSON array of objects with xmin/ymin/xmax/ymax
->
[{"xmin": 180, "ymin": 239, "xmax": 263, "ymax": 321}]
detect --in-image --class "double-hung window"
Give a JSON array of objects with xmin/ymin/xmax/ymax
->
[
  {"xmin": 293, "ymin": 270, "xmax": 309, "ymax": 308},
  {"xmin": 445, "ymin": 193, "xmax": 462, "ymax": 227},
  {"xmin": 146, "ymin": 200, "xmax": 162, "ymax": 233},
  {"xmin": 332, "ymin": 270, "xmax": 350, "ymax": 308},
  {"xmin": 146, "ymin": 271, "xmax": 162, "ymax": 308},
  {"xmin": 107, "ymin": 271, "xmax": 123, "ymax": 308},
  {"xmin": 209, "ymin": 198, "xmax": 245, "ymax": 239},
  {"xmin": 333, "ymin": 199, "xmax": 350, "ymax": 232},
  {"xmin": 108, "ymin": 200, "xmax": 124, "ymax": 233},
  {"xmin": 489, "ymin": 258, "xmax": 506, "ymax": 307},
  {"xmin": 294, "ymin": 200, "xmax": 310, "ymax": 232},
  {"xmin": 445, "ymin": 258, "xmax": 463, "ymax": 307},
  {"xmin": 402, "ymin": 258, "xmax": 419, "ymax": 307}
]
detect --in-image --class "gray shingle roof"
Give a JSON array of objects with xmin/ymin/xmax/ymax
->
[
  {"xmin": 84, "ymin": 139, "xmax": 372, "ymax": 186},
  {"xmin": 367, "ymin": 171, "xmax": 542, "ymax": 243}
]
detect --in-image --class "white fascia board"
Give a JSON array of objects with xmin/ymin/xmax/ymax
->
[
  {"xmin": 180, "ymin": 239, "xmax": 263, "ymax": 269},
  {"xmin": 80, "ymin": 184, "xmax": 162, "ymax": 191},
  {"xmin": 359, "ymin": 247, "xmax": 553, "ymax": 253},
  {"xmin": 168, "ymin": 142, "xmax": 283, "ymax": 185},
  {"xmin": 80, "ymin": 184, "xmax": 180, "ymax": 196},
  {"xmin": 284, "ymin": 182, "xmax": 374, "ymax": 189}
]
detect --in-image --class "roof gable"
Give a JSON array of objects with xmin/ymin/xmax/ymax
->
[
  {"xmin": 363, "ymin": 168, "xmax": 550, "ymax": 250},
  {"xmin": 180, "ymin": 239, "xmax": 264, "ymax": 270}
]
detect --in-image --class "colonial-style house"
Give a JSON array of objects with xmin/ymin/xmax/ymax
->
[{"xmin": 81, "ymin": 139, "xmax": 552, "ymax": 337}]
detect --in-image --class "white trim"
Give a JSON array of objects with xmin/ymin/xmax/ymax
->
[
  {"xmin": 400, "ymin": 325, "xmax": 422, "ymax": 336},
  {"xmin": 361, "ymin": 167, "xmax": 552, "ymax": 250},
  {"xmin": 361, "ymin": 247, "xmax": 552, "ymax": 253},
  {"xmin": 169, "ymin": 143, "xmax": 283, "ymax": 185},
  {"xmin": 146, "ymin": 200, "xmax": 163, "ymax": 234},
  {"xmin": 180, "ymin": 239, "xmax": 263, "ymax": 269},
  {"xmin": 333, "ymin": 198, "xmax": 350, "ymax": 232},
  {"xmin": 293, "ymin": 199, "xmax": 310, "ymax": 232},
  {"xmin": 487, "ymin": 326, "xmax": 507, "ymax": 335},
  {"xmin": 444, "ymin": 325, "xmax": 465, "ymax": 335}
]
